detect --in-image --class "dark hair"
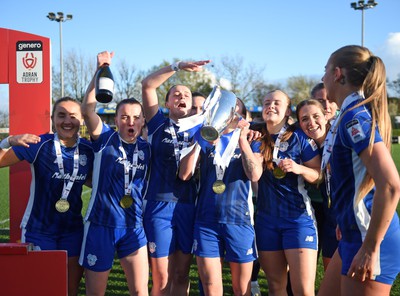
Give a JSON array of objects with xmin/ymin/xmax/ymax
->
[
  {"xmin": 192, "ymin": 91, "xmax": 206, "ymax": 98},
  {"xmin": 236, "ymin": 97, "xmax": 247, "ymax": 118},
  {"xmin": 165, "ymin": 85, "xmax": 192, "ymax": 102},
  {"xmin": 116, "ymin": 98, "xmax": 144, "ymax": 116},
  {"xmin": 295, "ymin": 99, "xmax": 324, "ymax": 122},
  {"xmin": 310, "ymin": 83, "xmax": 325, "ymax": 98},
  {"xmin": 51, "ymin": 96, "xmax": 81, "ymax": 120}
]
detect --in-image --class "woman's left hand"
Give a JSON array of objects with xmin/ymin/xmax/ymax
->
[
  {"xmin": 347, "ymin": 245, "xmax": 376, "ymax": 282},
  {"xmin": 279, "ymin": 158, "xmax": 301, "ymax": 175}
]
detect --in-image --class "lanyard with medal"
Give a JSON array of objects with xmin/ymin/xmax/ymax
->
[
  {"xmin": 169, "ymin": 120, "xmax": 188, "ymax": 174},
  {"xmin": 119, "ymin": 138, "xmax": 139, "ymax": 209},
  {"xmin": 212, "ymin": 128, "xmax": 241, "ymax": 194},
  {"xmin": 54, "ymin": 133, "xmax": 80, "ymax": 213},
  {"xmin": 321, "ymin": 92, "xmax": 360, "ymax": 208},
  {"xmin": 272, "ymin": 124, "xmax": 288, "ymax": 179}
]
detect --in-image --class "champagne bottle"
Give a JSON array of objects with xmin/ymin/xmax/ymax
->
[{"xmin": 95, "ymin": 64, "xmax": 114, "ymax": 103}]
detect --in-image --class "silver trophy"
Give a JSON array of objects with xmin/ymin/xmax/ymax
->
[{"xmin": 200, "ymin": 86, "xmax": 237, "ymax": 142}]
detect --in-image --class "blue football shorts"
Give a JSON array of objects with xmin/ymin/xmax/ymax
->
[
  {"xmin": 255, "ymin": 213, "xmax": 318, "ymax": 251},
  {"xmin": 79, "ymin": 221, "xmax": 147, "ymax": 272},
  {"xmin": 193, "ymin": 222, "xmax": 257, "ymax": 263},
  {"xmin": 339, "ymin": 228, "xmax": 400, "ymax": 285},
  {"xmin": 22, "ymin": 228, "xmax": 83, "ymax": 257},
  {"xmin": 144, "ymin": 200, "xmax": 195, "ymax": 258}
]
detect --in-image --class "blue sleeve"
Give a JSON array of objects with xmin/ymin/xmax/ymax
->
[
  {"xmin": 147, "ymin": 109, "xmax": 166, "ymax": 135},
  {"xmin": 12, "ymin": 133, "xmax": 50, "ymax": 163},
  {"xmin": 297, "ymin": 129, "xmax": 319, "ymax": 162},
  {"xmin": 340, "ymin": 108, "xmax": 382, "ymax": 155}
]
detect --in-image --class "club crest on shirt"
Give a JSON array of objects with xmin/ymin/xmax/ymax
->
[
  {"xmin": 279, "ymin": 141, "xmax": 289, "ymax": 152},
  {"xmin": 345, "ymin": 119, "xmax": 365, "ymax": 143},
  {"xmin": 138, "ymin": 150, "xmax": 145, "ymax": 161},
  {"xmin": 79, "ymin": 154, "xmax": 87, "ymax": 166}
]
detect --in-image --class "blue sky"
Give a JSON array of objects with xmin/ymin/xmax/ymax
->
[{"xmin": 1, "ymin": 0, "xmax": 399, "ymax": 109}]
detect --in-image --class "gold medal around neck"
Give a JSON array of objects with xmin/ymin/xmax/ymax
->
[
  {"xmin": 55, "ymin": 199, "xmax": 70, "ymax": 213},
  {"xmin": 120, "ymin": 195, "xmax": 133, "ymax": 209},
  {"xmin": 273, "ymin": 167, "xmax": 286, "ymax": 179},
  {"xmin": 327, "ymin": 196, "xmax": 332, "ymax": 209},
  {"xmin": 212, "ymin": 180, "xmax": 226, "ymax": 194}
]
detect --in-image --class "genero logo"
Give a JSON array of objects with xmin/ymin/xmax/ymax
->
[{"xmin": 16, "ymin": 41, "xmax": 43, "ymax": 84}]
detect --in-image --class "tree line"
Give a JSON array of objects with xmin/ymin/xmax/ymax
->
[{"xmin": 1, "ymin": 50, "xmax": 399, "ymax": 128}]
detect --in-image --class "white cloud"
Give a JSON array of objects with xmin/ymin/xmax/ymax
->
[{"xmin": 376, "ymin": 32, "xmax": 400, "ymax": 80}]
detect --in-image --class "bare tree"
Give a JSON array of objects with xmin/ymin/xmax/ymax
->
[
  {"xmin": 63, "ymin": 49, "xmax": 96, "ymax": 101},
  {"xmin": 252, "ymin": 81, "xmax": 284, "ymax": 106},
  {"xmin": 115, "ymin": 59, "xmax": 142, "ymax": 102},
  {"xmin": 51, "ymin": 66, "xmax": 61, "ymax": 100},
  {"xmin": 388, "ymin": 74, "xmax": 400, "ymax": 98},
  {"xmin": 0, "ymin": 110, "xmax": 9, "ymax": 128},
  {"xmin": 212, "ymin": 55, "xmax": 266, "ymax": 105}
]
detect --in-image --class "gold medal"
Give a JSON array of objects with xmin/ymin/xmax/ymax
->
[
  {"xmin": 55, "ymin": 199, "xmax": 70, "ymax": 213},
  {"xmin": 120, "ymin": 195, "xmax": 133, "ymax": 209},
  {"xmin": 212, "ymin": 180, "xmax": 226, "ymax": 194},
  {"xmin": 273, "ymin": 167, "xmax": 286, "ymax": 179},
  {"xmin": 327, "ymin": 195, "xmax": 331, "ymax": 208}
]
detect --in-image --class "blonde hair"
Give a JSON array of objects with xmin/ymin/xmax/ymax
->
[{"xmin": 330, "ymin": 45, "xmax": 391, "ymax": 203}]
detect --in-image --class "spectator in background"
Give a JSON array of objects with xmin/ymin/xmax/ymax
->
[{"xmin": 0, "ymin": 97, "xmax": 94, "ymax": 296}]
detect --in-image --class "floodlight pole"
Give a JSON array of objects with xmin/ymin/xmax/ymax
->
[
  {"xmin": 350, "ymin": 1, "xmax": 378, "ymax": 47},
  {"xmin": 47, "ymin": 12, "xmax": 73, "ymax": 97}
]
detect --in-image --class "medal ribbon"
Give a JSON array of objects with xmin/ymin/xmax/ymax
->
[
  {"xmin": 118, "ymin": 138, "xmax": 139, "ymax": 196},
  {"xmin": 321, "ymin": 92, "xmax": 361, "ymax": 200},
  {"xmin": 213, "ymin": 128, "xmax": 240, "ymax": 170},
  {"xmin": 169, "ymin": 120, "xmax": 188, "ymax": 168},
  {"xmin": 272, "ymin": 124, "xmax": 288, "ymax": 165},
  {"xmin": 54, "ymin": 133, "xmax": 80, "ymax": 201}
]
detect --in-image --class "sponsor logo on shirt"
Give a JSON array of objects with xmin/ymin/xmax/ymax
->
[
  {"xmin": 115, "ymin": 157, "xmax": 146, "ymax": 170},
  {"xmin": 308, "ymin": 138, "xmax": 318, "ymax": 151},
  {"xmin": 52, "ymin": 172, "xmax": 87, "ymax": 180},
  {"xmin": 345, "ymin": 119, "xmax": 365, "ymax": 143}
]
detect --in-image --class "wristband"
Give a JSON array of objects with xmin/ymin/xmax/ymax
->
[
  {"xmin": 171, "ymin": 61, "xmax": 181, "ymax": 72},
  {"xmin": 0, "ymin": 136, "xmax": 11, "ymax": 149}
]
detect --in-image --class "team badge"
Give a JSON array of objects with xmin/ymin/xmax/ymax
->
[
  {"xmin": 279, "ymin": 141, "xmax": 289, "ymax": 152},
  {"xmin": 148, "ymin": 242, "xmax": 156, "ymax": 254},
  {"xmin": 87, "ymin": 254, "xmax": 97, "ymax": 266},
  {"xmin": 79, "ymin": 154, "xmax": 87, "ymax": 166},
  {"xmin": 138, "ymin": 150, "xmax": 145, "ymax": 160}
]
